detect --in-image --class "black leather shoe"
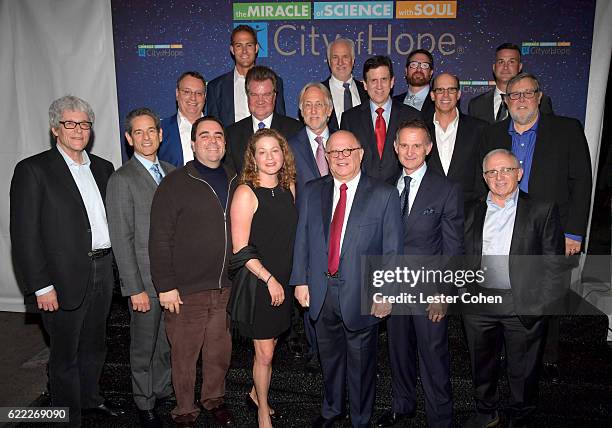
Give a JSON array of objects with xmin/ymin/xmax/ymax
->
[
  {"xmin": 312, "ymin": 415, "xmax": 337, "ymax": 428},
  {"xmin": 209, "ymin": 403, "xmax": 234, "ymax": 426},
  {"xmin": 463, "ymin": 410, "xmax": 500, "ymax": 428},
  {"xmin": 138, "ymin": 409, "xmax": 162, "ymax": 428},
  {"xmin": 375, "ymin": 410, "xmax": 416, "ymax": 427},
  {"xmin": 245, "ymin": 393, "xmax": 283, "ymax": 420},
  {"xmin": 83, "ymin": 403, "xmax": 125, "ymax": 417}
]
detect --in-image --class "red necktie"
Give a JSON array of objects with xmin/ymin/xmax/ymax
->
[
  {"xmin": 375, "ymin": 107, "xmax": 386, "ymax": 159},
  {"xmin": 327, "ymin": 183, "xmax": 347, "ymax": 275}
]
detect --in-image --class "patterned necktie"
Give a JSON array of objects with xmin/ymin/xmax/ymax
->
[
  {"xmin": 399, "ymin": 175, "xmax": 412, "ymax": 217},
  {"xmin": 406, "ymin": 93, "xmax": 417, "ymax": 108},
  {"xmin": 314, "ymin": 135, "xmax": 328, "ymax": 176},
  {"xmin": 496, "ymin": 98, "xmax": 508, "ymax": 121},
  {"xmin": 150, "ymin": 164, "xmax": 162, "ymax": 185},
  {"xmin": 375, "ymin": 107, "xmax": 386, "ymax": 159},
  {"xmin": 258, "ymin": 121, "xmax": 266, "ymax": 130},
  {"xmin": 343, "ymin": 82, "xmax": 353, "ymax": 111},
  {"xmin": 328, "ymin": 183, "xmax": 347, "ymax": 275}
]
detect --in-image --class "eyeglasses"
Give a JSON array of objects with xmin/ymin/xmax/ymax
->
[
  {"xmin": 504, "ymin": 89, "xmax": 539, "ymax": 100},
  {"xmin": 59, "ymin": 121, "xmax": 92, "ymax": 130},
  {"xmin": 248, "ymin": 91, "xmax": 275, "ymax": 101},
  {"xmin": 432, "ymin": 87, "xmax": 459, "ymax": 95},
  {"xmin": 178, "ymin": 88, "xmax": 205, "ymax": 98},
  {"xmin": 483, "ymin": 167, "xmax": 519, "ymax": 178},
  {"xmin": 408, "ymin": 61, "xmax": 431, "ymax": 70},
  {"xmin": 326, "ymin": 147, "xmax": 362, "ymax": 158}
]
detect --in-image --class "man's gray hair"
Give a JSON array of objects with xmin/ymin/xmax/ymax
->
[
  {"xmin": 49, "ymin": 95, "xmax": 95, "ymax": 128},
  {"xmin": 482, "ymin": 148, "xmax": 520, "ymax": 171},
  {"xmin": 298, "ymin": 82, "xmax": 333, "ymax": 111},
  {"xmin": 327, "ymin": 38, "xmax": 355, "ymax": 64},
  {"xmin": 505, "ymin": 72, "xmax": 540, "ymax": 94}
]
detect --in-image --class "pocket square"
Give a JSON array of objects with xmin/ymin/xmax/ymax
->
[{"xmin": 422, "ymin": 208, "xmax": 436, "ymax": 215}]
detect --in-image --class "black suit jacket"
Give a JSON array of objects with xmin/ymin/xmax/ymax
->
[
  {"xmin": 340, "ymin": 99, "xmax": 421, "ymax": 183},
  {"xmin": 10, "ymin": 147, "xmax": 115, "ymax": 310},
  {"xmin": 224, "ymin": 113, "xmax": 302, "ymax": 173},
  {"xmin": 464, "ymin": 192, "xmax": 565, "ymax": 324},
  {"xmin": 393, "ymin": 91, "xmax": 435, "ymax": 123},
  {"xmin": 468, "ymin": 88, "xmax": 553, "ymax": 124},
  {"xmin": 206, "ymin": 70, "xmax": 286, "ymax": 127},
  {"xmin": 427, "ymin": 113, "xmax": 487, "ymax": 203},
  {"xmin": 481, "ymin": 114, "xmax": 592, "ymax": 237},
  {"xmin": 322, "ymin": 77, "xmax": 368, "ymax": 132}
]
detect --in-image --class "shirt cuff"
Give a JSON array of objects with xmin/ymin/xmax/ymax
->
[
  {"xmin": 35, "ymin": 285, "xmax": 54, "ymax": 296},
  {"xmin": 564, "ymin": 233, "xmax": 582, "ymax": 242}
]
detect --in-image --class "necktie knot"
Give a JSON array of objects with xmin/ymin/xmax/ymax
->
[
  {"xmin": 340, "ymin": 183, "xmax": 348, "ymax": 193},
  {"xmin": 342, "ymin": 82, "xmax": 350, "ymax": 90},
  {"xmin": 258, "ymin": 121, "xmax": 265, "ymax": 129},
  {"xmin": 404, "ymin": 175, "xmax": 412, "ymax": 188},
  {"xmin": 150, "ymin": 164, "xmax": 163, "ymax": 185},
  {"xmin": 314, "ymin": 135, "xmax": 324, "ymax": 145},
  {"xmin": 376, "ymin": 107, "xmax": 384, "ymax": 117}
]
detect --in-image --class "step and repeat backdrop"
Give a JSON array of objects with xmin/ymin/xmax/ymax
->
[{"xmin": 112, "ymin": 0, "xmax": 596, "ymax": 143}]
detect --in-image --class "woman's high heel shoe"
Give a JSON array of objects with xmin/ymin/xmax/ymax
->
[{"xmin": 245, "ymin": 393, "xmax": 282, "ymax": 421}]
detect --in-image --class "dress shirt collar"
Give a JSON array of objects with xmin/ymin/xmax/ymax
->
[
  {"xmin": 134, "ymin": 152, "xmax": 162, "ymax": 172},
  {"xmin": 177, "ymin": 109, "xmax": 202, "ymax": 128},
  {"xmin": 433, "ymin": 108, "xmax": 460, "ymax": 130},
  {"xmin": 486, "ymin": 188, "xmax": 520, "ymax": 209},
  {"xmin": 333, "ymin": 171, "xmax": 361, "ymax": 192},
  {"xmin": 369, "ymin": 97, "xmax": 392, "ymax": 115},
  {"xmin": 233, "ymin": 67, "xmax": 246, "ymax": 82},
  {"xmin": 57, "ymin": 144, "xmax": 90, "ymax": 166},
  {"xmin": 401, "ymin": 161, "xmax": 427, "ymax": 185},
  {"xmin": 305, "ymin": 126, "xmax": 330, "ymax": 145},
  {"xmin": 252, "ymin": 114, "xmax": 273, "ymax": 132},
  {"xmin": 329, "ymin": 73, "xmax": 355, "ymax": 89},
  {"xmin": 408, "ymin": 85, "xmax": 430, "ymax": 100},
  {"xmin": 508, "ymin": 115, "xmax": 539, "ymax": 136}
]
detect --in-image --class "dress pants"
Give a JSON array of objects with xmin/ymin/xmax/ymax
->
[
  {"xmin": 315, "ymin": 279, "xmax": 378, "ymax": 428},
  {"xmin": 387, "ymin": 314, "xmax": 453, "ymax": 428},
  {"xmin": 128, "ymin": 294, "xmax": 172, "ymax": 410},
  {"xmin": 41, "ymin": 252, "xmax": 114, "ymax": 428},
  {"xmin": 463, "ymin": 312, "xmax": 546, "ymax": 422},
  {"xmin": 164, "ymin": 288, "xmax": 231, "ymax": 422}
]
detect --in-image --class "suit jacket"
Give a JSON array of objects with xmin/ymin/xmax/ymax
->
[
  {"xmin": 427, "ymin": 113, "xmax": 488, "ymax": 203},
  {"xmin": 464, "ymin": 192, "xmax": 564, "ymax": 323},
  {"xmin": 224, "ymin": 113, "xmax": 302, "ymax": 173},
  {"xmin": 290, "ymin": 174, "xmax": 403, "ymax": 331},
  {"xmin": 106, "ymin": 157, "xmax": 175, "ymax": 297},
  {"xmin": 158, "ymin": 114, "xmax": 184, "ymax": 167},
  {"xmin": 393, "ymin": 91, "xmax": 435, "ymax": 123},
  {"xmin": 321, "ymin": 77, "xmax": 368, "ymax": 132},
  {"xmin": 468, "ymin": 88, "xmax": 554, "ymax": 124},
  {"xmin": 340, "ymin": 99, "xmax": 421, "ymax": 183},
  {"xmin": 206, "ymin": 70, "xmax": 286, "ymax": 127},
  {"xmin": 10, "ymin": 147, "xmax": 115, "ymax": 310},
  {"xmin": 481, "ymin": 114, "xmax": 592, "ymax": 237}
]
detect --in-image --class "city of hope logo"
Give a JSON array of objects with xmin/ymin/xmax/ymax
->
[
  {"xmin": 396, "ymin": 1, "xmax": 457, "ymax": 19},
  {"xmin": 233, "ymin": 2, "xmax": 311, "ymax": 20},
  {"xmin": 521, "ymin": 41, "xmax": 571, "ymax": 55},
  {"xmin": 233, "ymin": 22, "xmax": 269, "ymax": 58},
  {"xmin": 313, "ymin": 2, "xmax": 394, "ymax": 20},
  {"xmin": 138, "ymin": 44, "xmax": 183, "ymax": 58}
]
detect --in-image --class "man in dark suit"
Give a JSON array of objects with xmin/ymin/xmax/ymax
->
[
  {"xmin": 341, "ymin": 55, "xmax": 421, "ymax": 183},
  {"xmin": 291, "ymin": 130, "xmax": 403, "ymax": 428},
  {"xmin": 159, "ymin": 71, "xmax": 206, "ymax": 167},
  {"xmin": 462, "ymin": 149, "xmax": 564, "ymax": 428},
  {"xmin": 427, "ymin": 73, "xmax": 487, "ymax": 204},
  {"xmin": 480, "ymin": 72, "xmax": 592, "ymax": 379},
  {"xmin": 468, "ymin": 43, "xmax": 553, "ymax": 124},
  {"xmin": 376, "ymin": 119, "xmax": 463, "ymax": 428},
  {"xmin": 10, "ymin": 95, "xmax": 121, "ymax": 426},
  {"xmin": 393, "ymin": 49, "xmax": 436, "ymax": 122},
  {"xmin": 224, "ymin": 65, "xmax": 301, "ymax": 173},
  {"xmin": 106, "ymin": 108, "xmax": 175, "ymax": 428},
  {"xmin": 206, "ymin": 24, "xmax": 285, "ymax": 127}
]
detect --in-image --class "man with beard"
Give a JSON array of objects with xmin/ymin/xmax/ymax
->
[
  {"xmin": 468, "ymin": 43, "xmax": 553, "ymax": 124},
  {"xmin": 393, "ymin": 49, "xmax": 435, "ymax": 122}
]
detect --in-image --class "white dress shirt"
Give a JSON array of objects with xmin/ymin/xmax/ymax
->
[
  {"xmin": 305, "ymin": 126, "xmax": 330, "ymax": 158},
  {"xmin": 328, "ymin": 74, "xmax": 361, "ymax": 124},
  {"xmin": 233, "ymin": 67, "xmax": 249, "ymax": 122},
  {"xmin": 251, "ymin": 114, "xmax": 273, "ymax": 133},
  {"xmin": 177, "ymin": 110, "xmax": 198, "ymax": 164},
  {"xmin": 433, "ymin": 108, "xmax": 460, "ymax": 175},
  {"xmin": 493, "ymin": 86, "xmax": 505, "ymax": 120},
  {"xmin": 396, "ymin": 162, "xmax": 427, "ymax": 214},
  {"xmin": 332, "ymin": 172, "xmax": 361, "ymax": 250}
]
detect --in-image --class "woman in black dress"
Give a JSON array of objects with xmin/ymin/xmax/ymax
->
[{"xmin": 230, "ymin": 128, "xmax": 297, "ymax": 427}]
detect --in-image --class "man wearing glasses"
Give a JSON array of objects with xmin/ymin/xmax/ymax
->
[
  {"xmin": 468, "ymin": 43, "xmax": 554, "ymax": 124},
  {"xmin": 393, "ymin": 49, "xmax": 436, "ymax": 122},
  {"xmin": 159, "ymin": 71, "xmax": 207, "ymax": 167},
  {"xmin": 462, "ymin": 149, "xmax": 564, "ymax": 428},
  {"xmin": 10, "ymin": 95, "xmax": 121, "ymax": 426},
  {"xmin": 481, "ymin": 72, "xmax": 592, "ymax": 381},
  {"xmin": 224, "ymin": 65, "xmax": 301, "ymax": 174},
  {"xmin": 206, "ymin": 24, "xmax": 286, "ymax": 127},
  {"xmin": 426, "ymin": 73, "xmax": 488, "ymax": 204},
  {"xmin": 291, "ymin": 130, "xmax": 402, "ymax": 427}
]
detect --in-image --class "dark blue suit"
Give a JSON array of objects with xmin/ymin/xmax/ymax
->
[
  {"xmin": 290, "ymin": 174, "xmax": 402, "ymax": 427},
  {"xmin": 205, "ymin": 70, "xmax": 286, "ymax": 127},
  {"xmin": 158, "ymin": 114, "xmax": 184, "ymax": 167},
  {"xmin": 386, "ymin": 166, "xmax": 463, "ymax": 428}
]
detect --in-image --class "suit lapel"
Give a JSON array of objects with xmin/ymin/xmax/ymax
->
[
  {"xmin": 427, "ymin": 124, "xmax": 445, "ymax": 175},
  {"xmin": 130, "ymin": 158, "xmax": 159, "ymax": 190},
  {"xmin": 405, "ymin": 169, "xmax": 432, "ymax": 225},
  {"xmin": 222, "ymin": 72, "xmax": 235, "ymax": 121},
  {"xmin": 485, "ymin": 90, "xmax": 496, "ymax": 124},
  {"xmin": 340, "ymin": 175, "xmax": 367, "ymax": 258},
  {"xmin": 473, "ymin": 200, "xmax": 487, "ymax": 256},
  {"xmin": 48, "ymin": 149, "xmax": 88, "ymax": 215},
  {"xmin": 446, "ymin": 116, "xmax": 466, "ymax": 178},
  {"xmin": 298, "ymin": 131, "xmax": 320, "ymax": 179},
  {"xmin": 321, "ymin": 178, "xmax": 334, "ymax": 246}
]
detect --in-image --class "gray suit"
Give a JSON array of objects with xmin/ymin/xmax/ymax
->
[{"xmin": 106, "ymin": 157, "xmax": 175, "ymax": 410}]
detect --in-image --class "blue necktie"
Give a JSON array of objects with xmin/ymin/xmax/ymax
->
[
  {"xmin": 150, "ymin": 164, "xmax": 162, "ymax": 185},
  {"xmin": 258, "ymin": 121, "xmax": 265, "ymax": 130},
  {"xmin": 400, "ymin": 176, "xmax": 412, "ymax": 217}
]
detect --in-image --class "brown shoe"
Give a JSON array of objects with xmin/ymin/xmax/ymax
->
[{"xmin": 209, "ymin": 404, "xmax": 234, "ymax": 426}]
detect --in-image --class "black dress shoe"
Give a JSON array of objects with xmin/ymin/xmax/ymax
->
[
  {"xmin": 375, "ymin": 410, "xmax": 416, "ymax": 427},
  {"xmin": 83, "ymin": 403, "xmax": 125, "ymax": 417},
  {"xmin": 245, "ymin": 393, "xmax": 283, "ymax": 420},
  {"xmin": 138, "ymin": 409, "xmax": 162, "ymax": 428},
  {"xmin": 312, "ymin": 415, "xmax": 337, "ymax": 428},
  {"xmin": 209, "ymin": 403, "xmax": 234, "ymax": 426}
]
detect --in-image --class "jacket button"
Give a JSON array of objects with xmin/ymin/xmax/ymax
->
[{"xmin": 87, "ymin": 252, "xmax": 93, "ymax": 257}]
